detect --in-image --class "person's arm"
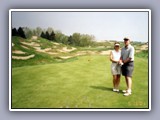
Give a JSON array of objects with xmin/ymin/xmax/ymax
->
[
  {"xmin": 118, "ymin": 57, "xmax": 123, "ymax": 64},
  {"xmin": 110, "ymin": 51, "xmax": 118, "ymax": 63},
  {"xmin": 122, "ymin": 58, "xmax": 132, "ymax": 64},
  {"xmin": 118, "ymin": 50, "xmax": 123, "ymax": 64},
  {"xmin": 123, "ymin": 47, "xmax": 134, "ymax": 63}
]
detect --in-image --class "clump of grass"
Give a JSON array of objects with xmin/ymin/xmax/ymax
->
[{"xmin": 135, "ymin": 50, "xmax": 148, "ymax": 58}]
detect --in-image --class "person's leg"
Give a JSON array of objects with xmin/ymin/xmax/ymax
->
[
  {"xmin": 126, "ymin": 76, "xmax": 132, "ymax": 91},
  {"xmin": 113, "ymin": 75, "xmax": 117, "ymax": 89},
  {"xmin": 116, "ymin": 65, "xmax": 121, "ymax": 90},
  {"xmin": 116, "ymin": 74, "xmax": 121, "ymax": 90},
  {"xmin": 122, "ymin": 65, "xmax": 128, "ymax": 90},
  {"xmin": 111, "ymin": 63, "xmax": 117, "ymax": 91},
  {"xmin": 125, "ymin": 76, "xmax": 129, "ymax": 89},
  {"xmin": 124, "ymin": 76, "xmax": 132, "ymax": 96},
  {"xmin": 124, "ymin": 63, "xmax": 133, "ymax": 94},
  {"xmin": 122, "ymin": 76, "xmax": 128, "ymax": 93}
]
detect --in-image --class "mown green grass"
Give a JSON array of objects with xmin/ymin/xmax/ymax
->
[
  {"xmin": 12, "ymin": 55, "xmax": 148, "ymax": 109},
  {"xmin": 135, "ymin": 50, "xmax": 148, "ymax": 58}
]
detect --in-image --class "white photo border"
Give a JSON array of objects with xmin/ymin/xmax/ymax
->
[{"xmin": 9, "ymin": 9, "xmax": 151, "ymax": 111}]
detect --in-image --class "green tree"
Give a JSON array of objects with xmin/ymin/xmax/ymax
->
[
  {"xmin": 32, "ymin": 29, "xmax": 37, "ymax": 36},
  {"xmin": 47, "ymin": 27, "xmax": 54, "ymax": 35},
  {"xmin": 45, "ymin": 31, "xmax": 50, "ymax": 40},
  {"xmin": 12, "ymin": 28, "xmax": 19, "ymax": 36},
  {"xmin": 55, "ymin": 30, "xmax": 68, "ymax": 43},
  {"xmin": 40, "ymin": 31, "xmax": 46, "ymax": 39},
  {"xmin": 68, "ymin": 35, "xmax": 73, "ymax": 45},
  {"xmin": 61, "ymin": 35, "xmax": 68, "ymax": 44},
  {"xmin": 68, "ymin": 33, "xmax": 95, "ymax": 47},
  {"xmin": 49, "ymin": 31, "xmax": 55, "ymax": 41},
  {"xmin": 80, "ymin": 34, "xmax": 95, "ymax": 47},
  {"xmin": 72, "ymin": 33, "xmax": 81, "ymax": 46},
  {"xmin": 23, "ymin": 27, "xmax": 33, "ymax": 39},
  {"xmin": 18, "ymin": 27, "xmax": 26, "ymax": 39},
  {"xmin": 36, "ymin": 27, "xmax": 42, "ymax": 37}
]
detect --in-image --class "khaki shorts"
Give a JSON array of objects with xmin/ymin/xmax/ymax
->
[{"xmin": 111, "ymin": 63, "xmax": 121, "ymax": 75}]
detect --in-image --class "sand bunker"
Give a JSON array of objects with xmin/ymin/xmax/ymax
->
[
  {"xmin": 59, "ymin": 56, "xmax": 73, "ymax": 59},
  {"xmin": 12, "ymin": 50, "xmax": 26, "ymax": 54},
  {"xmin": 52, "ymin": 42, "xmax": 60, "ymax": 45},
  {"xmin": 140, "ymin": 45, "xmax": 148, "ymax": 50},
  {"xmin": 12, "ymin": 54, "xmax": 35, "ymax": 60},
  {"xmin": 34, "ymin": 47, "xmax": 51, "ymax": 52},
  {"xmin": 47, "ymin": 52, "xmax": 58, "ymax": 55},
  {"xmin": 21, "ymin": 45, "xmax": 29, "ymax": 49},
  {"xmin": 100, "ymin": 50, "xmax": 111, "ymax": 55},
  {"xmin": 136, "ymin": 44, "xmax": 148, "ymax": 53},
  {"xmin": 59, "ymin": 47, "xmax": 77, "ymax": 53},
  {"xmin": 75, "ymin": 51, "xmax": 86, "ymax": 56},
  {"xmin": 21, "ymin": 42, "xmax": 40, "ymax": 47}
]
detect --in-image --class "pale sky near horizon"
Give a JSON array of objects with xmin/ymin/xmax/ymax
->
[{"xmin": 12, "ymin": 11, "xmax": 149, "ymax": 42}]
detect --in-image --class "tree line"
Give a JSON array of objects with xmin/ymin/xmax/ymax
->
[{"xmin": 12, "ymin": 27, "xmax": 95, "ymax": 47}]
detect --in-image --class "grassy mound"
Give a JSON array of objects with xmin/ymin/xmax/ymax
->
[{"xmin": 11, "ymin": 36, "xmax": 78, "ymax": 67}]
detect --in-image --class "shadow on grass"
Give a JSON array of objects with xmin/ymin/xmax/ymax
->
[{"xmin": 90, "ymin": 86, "xmax": 113, "ymax": 92}]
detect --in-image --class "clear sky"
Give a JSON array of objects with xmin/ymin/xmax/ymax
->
[{"xmin": 12, "ymin": 11, "xmax": 149, "ymax": 42}]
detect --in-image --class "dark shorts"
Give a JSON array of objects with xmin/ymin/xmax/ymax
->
[{"xmin": 121, "ymin": 61, "xmax": 134, "ymax": 77}]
